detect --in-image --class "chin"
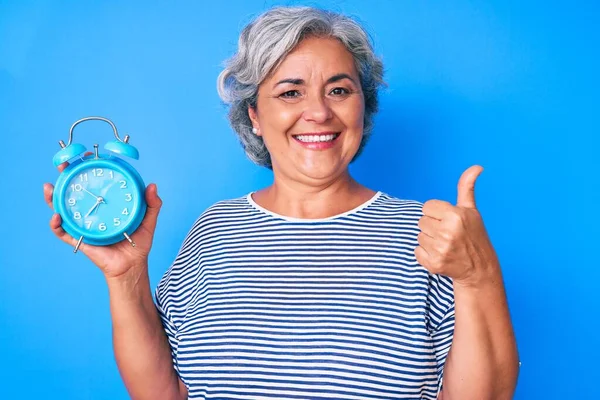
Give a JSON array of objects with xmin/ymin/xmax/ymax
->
[{"xmin": 296, "ymin": 161, "xmax": 347, "ymax": 182}]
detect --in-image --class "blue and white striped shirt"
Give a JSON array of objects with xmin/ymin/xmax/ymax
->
[{"xmin": 155, "ymin": 192, "xmax": 455, "ymax": 400}]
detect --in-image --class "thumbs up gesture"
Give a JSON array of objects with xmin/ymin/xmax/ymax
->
[{"xmin": 415, "ymin": 165, "xmax": 500, "ymax": 287}]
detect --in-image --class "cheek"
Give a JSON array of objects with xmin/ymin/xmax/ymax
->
[
  {"xmin": 353, "ymin": 98, "xmax": 366, "ymax": 127},
  {"xmin": 337, "ymin": 99, "xmax": 365, "ymax": 132},
  {"xmin": 262, "ymin": 104, "xmax": 301, "ymax": 131}
]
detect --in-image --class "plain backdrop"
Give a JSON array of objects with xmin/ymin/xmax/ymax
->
[{"xmin": 1, "ymin": 0, "xmax": 598, "ymax": 398}]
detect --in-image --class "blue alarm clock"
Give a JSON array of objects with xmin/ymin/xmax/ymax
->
[{"xmin": 52, "ymin": 116, "xmax": 147, "ymax": 252}]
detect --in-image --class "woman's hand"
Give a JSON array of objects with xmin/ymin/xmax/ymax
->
[
  {"xmin": 417, "ymin": 165, "xmax": 520, "ymax": 398},
  {"xmin": 415, "ymin": 165, "xmax": 500, "ymax": 287},
  {"xmin": 43, "ymin": 160, "xmax": 162, "ymax": 280}
]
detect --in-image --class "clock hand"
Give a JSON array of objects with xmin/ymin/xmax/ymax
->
[
  {"xmin": 84, "ymin": 199, "xmax": 101, "ymax": 218},
  {"xmin": 93, "ymin": 197, "xmax": 106, "ymax": 215},
  {"xmin": 82, "ymin": 187, "xmax": 101, "ymax": 200},
  {"xmin": 85, "ymin": 196, "xmax": 107, "ymax": 218}
]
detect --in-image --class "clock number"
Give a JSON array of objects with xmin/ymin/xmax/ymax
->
[
  {"xmin": 71, "ymin": 184, "xmax": 83, "ymax": 192},
  {"xmin": 113, "ymin": 218, "xmax": 121, "ymax": 226},
  {"xmin": 109, "ymin": 170, "xmax": 114, "ymax": 179},
  {"xmin": 79, "ymin": 173, "xmax": 88, "ymax": 182},
  {"xmin": 85, "ymin": 221, "xmax": 93, "ymax": 229},
  {"xmin": 92, "ymin": 168, "xmax": 104, "ymax": 177},
  {"xmin": 122, "ymin": 208, "xmax": 129, "ymax": 216},
  {"xmin": 68, "ymin": 198, "xmax": 76, "ymax": 206},
  {"xmin": 119, "ymin": 180, "xmax": 127, "ymax": 189},
  {"xmin": 125, "ymin": 193, "xmax": 132, "ymax": 202},
  {"xmin": 99, "ymin": 223, "xmax": 107, "ymax": 231},
  {"xmin": 74, "ymin": 212, "xmax": 82, "ymax": 220}
]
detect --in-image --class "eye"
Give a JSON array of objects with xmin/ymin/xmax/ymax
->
[
  {"xmin": 279, "ymin": 90, "xmax": 301, "ymax": 98},
  {"xmin": 330, "ymin": 87, "xmax": 350, "ymax": 96}
]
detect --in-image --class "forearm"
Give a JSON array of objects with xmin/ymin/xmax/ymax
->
[
  {"xmin": 106, "ymin": 266, "xmax": 185, "ymax": 400},
  {"xmin": 442, "ymin": 266, "xmax": 519, "ymax": 400}
]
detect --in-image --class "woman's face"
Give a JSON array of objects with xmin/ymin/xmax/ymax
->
[{"xmin": 249, "ymin": 36, "xmax": 365, "ymax": 185}]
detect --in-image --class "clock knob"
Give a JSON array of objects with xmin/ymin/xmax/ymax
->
[{"xmin": 52, "ymin": 142, "xmax": 87, "ymax": 167}]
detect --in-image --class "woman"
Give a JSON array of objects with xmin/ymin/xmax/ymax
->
[{"xmin": 44, "ymin": 6, "xmax": 519, "ymax": 400}]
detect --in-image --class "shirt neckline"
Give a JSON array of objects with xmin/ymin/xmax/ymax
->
[{"xmin": 246, "ymin": 191, "xmax": 382, "ymax": 223}]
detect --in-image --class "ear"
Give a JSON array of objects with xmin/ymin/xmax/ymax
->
[{"xmin": 248, "ymin": 105, "xmax": 260, "ymax": 132}]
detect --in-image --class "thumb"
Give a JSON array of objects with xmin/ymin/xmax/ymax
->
[
  {"xmin": 456, "ymin": 165, "xmax": 483, "ymax": 209},
  {"xmin": 140, "ymin": 184, "xmax": 162, "ymax": 232}
]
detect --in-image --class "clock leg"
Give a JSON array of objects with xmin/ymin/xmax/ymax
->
[
  {"xmin": 123, "ymin": 232, "xmax": 136, "ymax": 247},
  {"xmin": 74, "ymin": 236, "xmax": 84, "ymax": 253}
]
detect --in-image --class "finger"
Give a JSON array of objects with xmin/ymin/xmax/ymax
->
[
  {"xmin": 417, "ymin": 231, "xmax": 437, "ymax": 254},
  {"xmin": 414, "ymin": 245, "xmax": 431, "ymax": 270},
  {"xmin": 57, "ymin": 161, "xmax": 69, "ymax": 173},
  {"xmin": 422, "ymin": 199, "xmax": 453, "ymax": 220},
  {"xmin": 43, "ymin": 183, "xmax": 55, "ymax": 209},
  {"xmin": 138, "ymin": 184, "xmax": 162, "ymax": 234},
  {"xmin": 57, "ymin": 151, "xmax": 93, "ymax": 172},
  {"xmin": 418, "ymin": 215, "xmax": 440, "ymax": 238},
  {"xmin": 50, "ymin": 213, "xmax": 85, "ymax": 250},
  {"xmin": 457, "ymin": 165, "xmax": 483, "ymax": 209}
]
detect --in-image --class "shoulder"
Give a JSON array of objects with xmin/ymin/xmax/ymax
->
[
  {"xmin": 195, "ymin": 194, "xmax": 254, "ymax": 223},
  {"xmin": 374, "ymin": 192, "xmax": 424, "ymax": 210},
  {"xmin": 154, "ymin": 194, "xmax": 254, "ymax": 303},
  {"xmin": 181, "ymin": 194, "xmax": 256, "ymax": 241},
  {"xmin": 361, "ymin": 191, "xmax": 425, "ymax": 222},
  {"xmin": 372, "ymin": 193, "xmax": 454, "ymax": 301},
  {"xmin": 166, "ymin": 192, "xmax": 261, "ymax": 259}
]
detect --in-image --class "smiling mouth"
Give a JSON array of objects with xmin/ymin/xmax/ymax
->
[{"xmin": 292, "ymin": 132, "xmax": 341, "ymax": 143}]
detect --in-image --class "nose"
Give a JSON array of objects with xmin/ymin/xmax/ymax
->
[{"xmin": 302, "ymin": 94, "xmax": 333, "ymax": 124}]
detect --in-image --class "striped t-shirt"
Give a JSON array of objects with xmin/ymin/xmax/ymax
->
[{"xmin": 155, "ymin": 191, "xmax": 455, "ymax": 400}]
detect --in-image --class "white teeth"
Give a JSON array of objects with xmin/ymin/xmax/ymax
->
[{"xmin": 295, "ymin": 134, "xmax": 337, "ymax": 143}]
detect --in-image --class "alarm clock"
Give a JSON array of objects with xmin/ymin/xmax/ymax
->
[{"xmin": 52, "ymin": 116, "xmax": 147, "ymax": 252}]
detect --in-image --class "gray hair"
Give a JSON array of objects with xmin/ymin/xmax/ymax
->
[{"xmin": 217, "ymin": 6, "xmax": 385, "ymax": 168}]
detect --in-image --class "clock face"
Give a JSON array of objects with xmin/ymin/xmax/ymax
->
[{"xmin": 62, "ymin": 165, "xmax": 140, "ymax": 238}]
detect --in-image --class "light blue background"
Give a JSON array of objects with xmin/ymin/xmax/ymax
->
[{"xmin": 1, "ymin": 1, "xmax": 597, "ymax": 398}]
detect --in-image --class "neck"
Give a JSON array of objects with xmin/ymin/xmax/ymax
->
[{"xmin": 252, "ymin": 170, "xmax": 376, "ymax": 219}]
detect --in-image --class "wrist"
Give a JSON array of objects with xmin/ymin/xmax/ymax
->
[
  {"xmin": 452, "ymin": 265, "xmax": 509, "ymax": 312},
  {"xmin": 105, "ymin": 263, "xmax": 151, "ymax": 301},
  {"xmin": 453, "ymin": 260, "xmax": 503, "ymax": 291}
]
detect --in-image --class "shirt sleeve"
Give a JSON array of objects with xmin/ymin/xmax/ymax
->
[
  {"xmin": 426, "ymin": 273, "xmax": 455, "ymax": 393},
  {"xmin": 152, "ymin": 214, "xmax": 206, "ymax": 384},
  {"xmin": 154, "ymin": 285, "xmax": 182, "ymax": 379}
]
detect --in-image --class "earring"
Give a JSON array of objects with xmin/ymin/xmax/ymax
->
[{"xmin": 252, "ymin": 127, "xmax": 258, "ymax": 135}]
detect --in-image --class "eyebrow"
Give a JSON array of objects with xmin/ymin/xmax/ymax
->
[{"xmin": 273, "ymin": 73, "xmax": 356, "ymax": 88}]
